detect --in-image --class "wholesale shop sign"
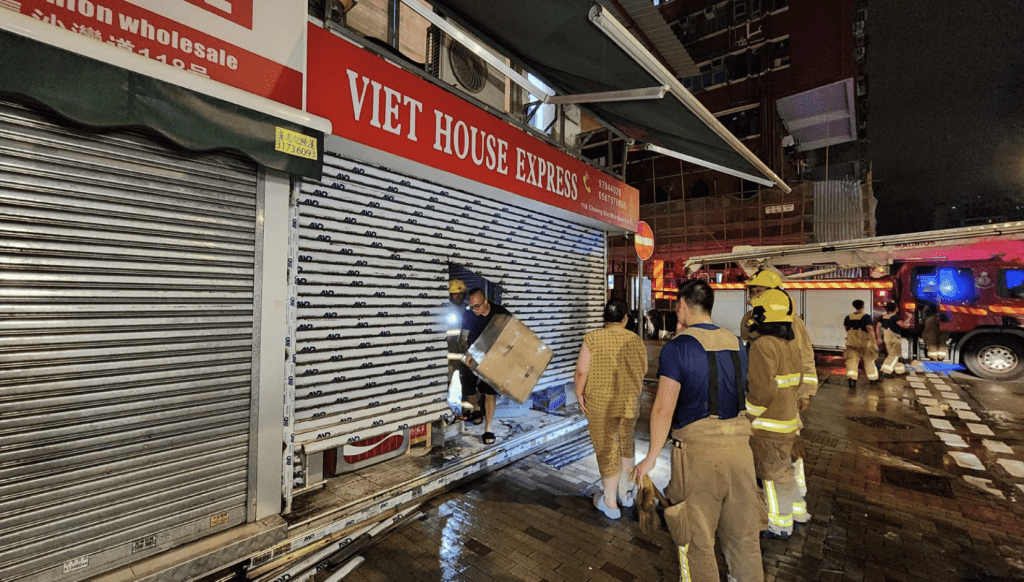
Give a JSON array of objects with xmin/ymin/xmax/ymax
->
[
  {"xmin": 4, "ymin": 0, "xmax": 305, "ymax": 108},
  {"xmin": 306, "ymin": 25, "xmax": 639, "ymax": 232}
]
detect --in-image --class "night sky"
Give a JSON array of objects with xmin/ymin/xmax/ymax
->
[{"xmin": 869, "ymin": 0, "xmax": 1024, "ymax": 235}]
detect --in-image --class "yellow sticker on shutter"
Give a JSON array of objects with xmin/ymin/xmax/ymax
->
[{"xmin": 275, "ymin": 127, "xmax": 318, "ymax": 160}]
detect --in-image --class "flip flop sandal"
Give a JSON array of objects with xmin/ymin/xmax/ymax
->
[
  {"xmin": 482, "ymin": 432, "xmax": 495, "ymax": 445},
  {"xmin": 469, "ymin": 411, "xmax": 484, "ymax": 425}
]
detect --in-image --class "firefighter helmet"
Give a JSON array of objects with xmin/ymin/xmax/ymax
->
[
  {"xmin": 748, "ymin": 289, "xmax": 794, "ymax": 325},
  {"xmin": 449, "ymin": 279, "xmax": 467, "ymax": 294},
  {"xmin": 745, "ymin": 268, "xmax": 784, "ymax": 289}
]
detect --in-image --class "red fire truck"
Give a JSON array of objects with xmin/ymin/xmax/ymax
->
[{"xmin": 683, "ymin": 222, "xmax": 1024, "ymax": 381}]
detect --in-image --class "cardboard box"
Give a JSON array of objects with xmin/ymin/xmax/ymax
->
[{"xmin": 467, "ymin": 314, "xmax": 553, "ymax": 404}]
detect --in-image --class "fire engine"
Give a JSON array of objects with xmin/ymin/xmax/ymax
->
[{"xmin": 682, "ymin": 221, "xmax": 1024, "ymax": 381}]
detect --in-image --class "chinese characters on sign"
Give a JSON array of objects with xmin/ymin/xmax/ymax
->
[
  {"xmin": 4, "ymin": 0, "xmax": 304, "ymax": 107},
  {"xmin": 275, "ymin": 127, "xmax": 318, "ymax": 160}
]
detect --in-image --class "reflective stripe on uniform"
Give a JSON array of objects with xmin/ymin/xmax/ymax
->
[
  {"xmin": 803, "ymin": 375, "xmax": 818, "ymax": 384},
  {"xmin": 679, "ymin": 544, "xmax": 692, "ymax": 582},
  {"xmin": 846, "ymin": 369, "xmax": 859, "ymax": 379},
  {"xmin": 776, "ymin": 373, "xmax": 801, "ymax": 387},
  {"xmin": 745, "ymin": 400, "xmax": 767, "ymax": 417},
  {"xmin": 792, "ymin": 500, "xmax": 808, "ymax": 519},
  {"xmin": 764, "ymin": 480, "xmax": 793, "ymax": 528},
  {"xmin": 794, "ymin": 458, "xmax": 806, "ymax": 490},
  {"xmin": 751, "ymin": 416, "xmax": 799, "ymax": 433}
]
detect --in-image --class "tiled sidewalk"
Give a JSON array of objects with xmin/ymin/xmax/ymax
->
[{"xmin": 345, "ymin": 370, "xmax": 1024, "ymax": 581}]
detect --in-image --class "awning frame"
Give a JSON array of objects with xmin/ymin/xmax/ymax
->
[{"xmin": 588, "ymin": 5, "xmax": 789, "ymax": 192}]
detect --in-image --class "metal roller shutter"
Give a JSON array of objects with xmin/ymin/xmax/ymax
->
[
  {"xmin": 0, "ymin": 102, "xmax": 257, "ymax": 582},
  {"xmin": 290, "ymin": 148, "xmax": 606, "ymax": 465}
]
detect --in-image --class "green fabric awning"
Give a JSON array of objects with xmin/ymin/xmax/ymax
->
[
  {"xmin": 0, "ymin": 29, "xmax": 323, "ymax": 179},
  {"xmin": 428, "ymin": 0, "xmax": 785, "ymax": 189}
]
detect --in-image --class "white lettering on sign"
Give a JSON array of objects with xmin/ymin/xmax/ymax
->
[
  {"xmin": 63, "ymin": 556, "xmax": 89, "ymax": 574},
  {"xmin": 433, "ymin": 111, "xmax": 508, "ymax": 174},
  {"xmin": 346, "ymin": 70, "xmax": 423, "ymax": 141},
  {"xmin": 514, "ymin": 147, "xmax": 579, "ymax": 201}
]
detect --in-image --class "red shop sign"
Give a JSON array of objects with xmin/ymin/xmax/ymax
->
[
  {"xmin": 8, "ymin": 0, "xmax": 304, "ymax": 107},
  {"xmin": 306, "ymin": 24, "xmax": 638, "ymax": 231}
]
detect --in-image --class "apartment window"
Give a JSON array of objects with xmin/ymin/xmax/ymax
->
[
  {"xmin": 772, "ymin": 0, "xmax": 787, "ymax": 10},
  {"xmin": 717, "ymin": 107, "xmax": 761, "ymax": 139},
  {"xmin": 729, "ymin": 52, "xmax": 748, "ymax": 79},
  {"xmin": 733, "ymin": 0, "xmax": 747, "ymax": 22},
  {"xmin": 771, "ymin": 37, "xmax": 790, "ymax": 67},
  {"xmin": 683, "ymin": 73, "xmax": 704, "ymax": 93},
  {"xmin": 751, "ymin": 0, "xmax": 761, "ymax": 18},
  {"xmin": 749, "ymin": 48, "xmax": 762, "ymax": 75},
  {"xmin": 711, "ymin": 57, "xmax": 727, "ymax": 86}
]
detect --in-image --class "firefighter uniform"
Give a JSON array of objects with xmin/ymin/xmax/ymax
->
[
  {"xmin": 659, "ymin": 324, "xmax": 765, "ymax": 582},
  {"xmin": 844, "ymin": 311, "xmax": 879, "ymax": 384},
  {"xmin": 878, "ymin": 312, "xmax": 907, "ymax": 376},
  {"xmin": 741, "ymin": 270, "xmax": 817, "ymax": 522},
  {"xmin": 746, "ymin": 290, "xmax": 807, "ymax": 539},
  {"xmin": 921, "ymin": 305, "xmax": 949, "ymax": 360}
]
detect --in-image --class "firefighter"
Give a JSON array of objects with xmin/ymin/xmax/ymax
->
[
  {"xmin": 446, "ymin": 279, "xmax": 479, "ymax": 422},
  {"xmin": 741, "ymin": 269, "xmax": 818, "ymax": 407},
  {"xmin": 745, "ymin": 289, "xmax": 807, "ymax": 540},
  {"xmin": 843, "ymin": 299, "xmax": 879, "ymax": 387},
  {"xmin": 877, "ymin": 301, "xmax": 909, "ymax": 377},
  {"xmin": 920, "ymin": 301, "xmax": 949, "ymax": 360},
  {"xmin": 633, "ymin": 280, "xmax": 764, "ymax": 581},
  {"xmin": 741, "ymin": 268, "xmax": 816, "ymax": 514}
]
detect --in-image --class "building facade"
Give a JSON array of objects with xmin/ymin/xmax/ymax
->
[{"xmin": 607, "ymin": 0, "xmax": 873, "ymax": 303}]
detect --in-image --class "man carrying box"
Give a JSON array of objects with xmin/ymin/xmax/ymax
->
[{"xmin": 463, "ymin": 287, "xmax": 510, "ymax": 445}]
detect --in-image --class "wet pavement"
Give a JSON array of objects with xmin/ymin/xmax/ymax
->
[{"xmin": 343, "ymin": 355, "xmax": 1024, "ymax": 581}]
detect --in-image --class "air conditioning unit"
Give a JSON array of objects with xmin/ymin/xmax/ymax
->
[{"xmin": 426, "ymin": 25, "xmax": 507, "ymax": 112}]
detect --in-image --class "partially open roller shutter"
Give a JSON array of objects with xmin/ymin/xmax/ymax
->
[
  {"xmin": 291, "ymin": 147, "xmax": 605, "ymax": 457},
  {"xmin": 0, "ymin": 102, "xmax": 257, "ymax": 582}
]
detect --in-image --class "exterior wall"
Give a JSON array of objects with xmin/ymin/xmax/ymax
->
[{"xmin": 610, "ymin": 182, "xmax": 814, "ymax": 281}]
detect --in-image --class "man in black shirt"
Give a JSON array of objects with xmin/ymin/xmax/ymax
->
[{"xmin": 462, "ymin": 287, "xmax": 510, "ymax": 445}]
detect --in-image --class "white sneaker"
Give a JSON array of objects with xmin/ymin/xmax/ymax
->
[
  {"xmin": 618, "ymin": 485, "xmax": 637, "ymax": 508},
  {"xmin": 593, "ymin": 492, "xmax": 621, "ymax": 520}
]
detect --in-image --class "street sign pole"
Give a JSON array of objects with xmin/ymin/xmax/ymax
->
[{"xmin": 634, "ymin": 221, "xmax": 655, "ymax": 338}]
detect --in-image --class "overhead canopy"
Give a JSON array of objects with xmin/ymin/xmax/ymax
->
[
  {"xmin": 425, "ymin": 0, "xmax": 788, "ymax": 191},
  {"xmin": 0, "ymin": 28, "xmax": 325, "ymax": 179}
]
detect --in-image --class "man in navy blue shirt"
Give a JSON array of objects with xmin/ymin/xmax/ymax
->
[
  {"xmin": 462, "ymin": 288, "xmax": 510, "ymax": 445},
  {"xmin": 634, "ymin": 280, "xmax": 764, "ymax": 582}
]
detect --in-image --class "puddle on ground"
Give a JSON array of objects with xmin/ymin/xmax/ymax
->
[
  {"xmin": 880, "ymin": 466, "xmax": 955, "ymax": 498},
  {"xmin": 847, "ymin": 416, "xmax": 912, "ymax": 430},
  {"xmin": 875, "ymin": 439, "xmax": 947, "ymax": 469}
]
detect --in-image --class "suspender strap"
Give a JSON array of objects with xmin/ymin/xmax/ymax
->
[
  {"xmin": 731, "ymin": 348, "xmax": 745, "ymax": 414},
  {"xmin": 707, "ymin": 352, "xmax": 720, "ymax": 417}
]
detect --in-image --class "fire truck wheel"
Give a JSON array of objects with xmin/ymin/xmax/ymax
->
[{"xmin": 963, "ymin": 336, "xmax": 1024, "ymax": 381}]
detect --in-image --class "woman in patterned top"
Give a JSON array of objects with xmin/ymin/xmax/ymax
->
[{"xmin": 574, "ymin": 299, "xmax": 649, "ymax": 519}]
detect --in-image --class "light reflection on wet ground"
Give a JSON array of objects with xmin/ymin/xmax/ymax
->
[{"xmin": 345, "ymin": 349, "xmax": 1024, "ymax": 581}]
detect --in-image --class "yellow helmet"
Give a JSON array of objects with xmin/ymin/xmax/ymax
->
[
  {"xmin": 745, "ymin": 268, "xmax": 784, "ymax": 289},
  {"xmin": 748, "ymin": 289, "xmax": 794, "ymax": 325},
  {"xmin": 449, "ymin": 279, "xmax": 467, "ymax": 294}
]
